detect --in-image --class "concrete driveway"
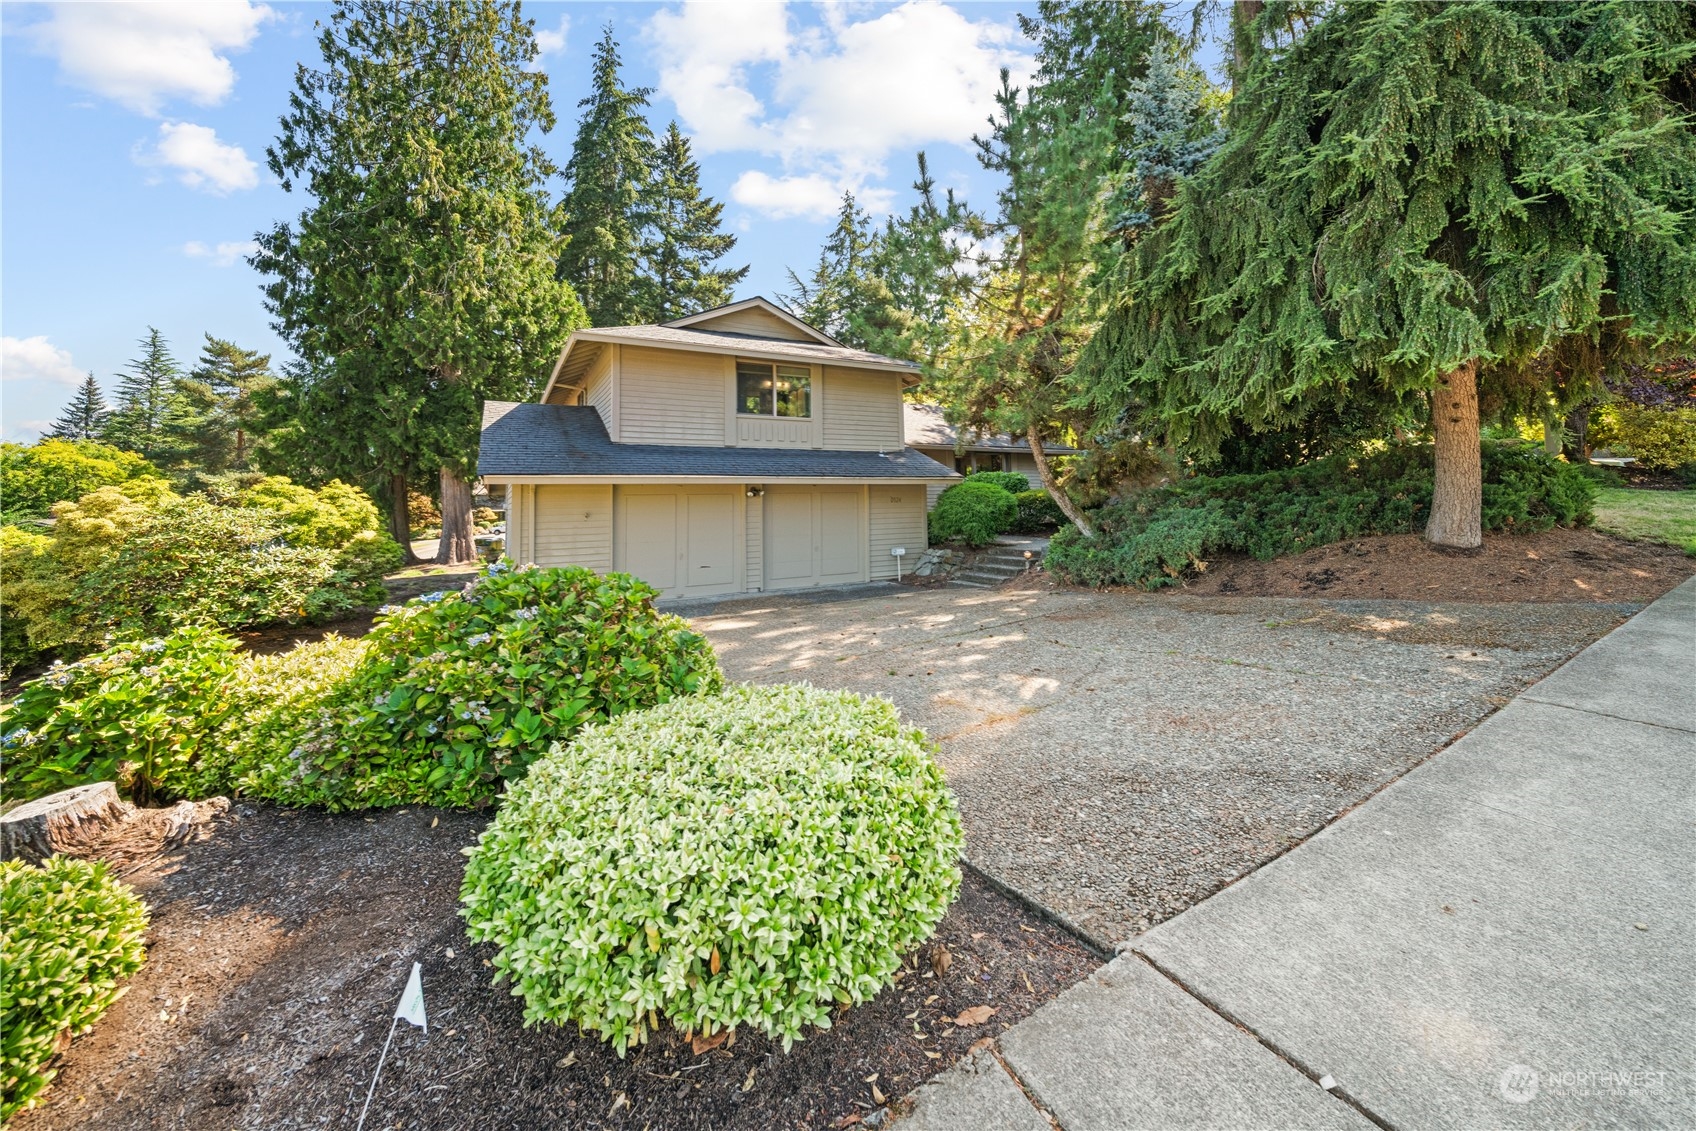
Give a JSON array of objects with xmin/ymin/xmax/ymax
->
[{"xmin": 696, "ymin": 582, "xmax": 1636, "ymax": 946}]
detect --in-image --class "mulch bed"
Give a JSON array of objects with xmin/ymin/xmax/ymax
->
[
  {"xmin": 17, "ymin": 805, "xmax": 1099, "ymax": 1131},
  {"xmin": 1001, "ymin": 527, "xmax": 1692, "ymax": 605}
]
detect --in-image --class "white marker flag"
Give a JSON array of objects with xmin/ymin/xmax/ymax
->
[{"xmin": 396, "ymin": 962, "xmax": 427, "ymax": 1032}]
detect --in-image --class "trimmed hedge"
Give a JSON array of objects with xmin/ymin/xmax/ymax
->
[
  {"xmin": 962, "ymin": 470, "xmax": 1030, "ymax": 495},
  {"xmin": 461, "ymin": 684, "xmax": 963, "ymax": 1055},
  {"xmin": 1, "ymin": 857, "xmax": 150, "ymax": 1121},
  {"xmin": 1012, "ymin": 489, "xmax": 1067, "ymax": 533},
  {"xmin": 929, "ymin": 481, "xmax": 1018, "ymax": 547},
  {"xmin": 1047, "ymin": 443, "xmax": 1596, "ymax": 589}
]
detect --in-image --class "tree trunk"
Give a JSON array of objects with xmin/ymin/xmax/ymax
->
[
  {"xmin": 1541, "ymin": 403, "xmax": 1564, "ymax": 458},
  {"xmin": 1426, "ymin": 359, "xmax": 1483, "ymax": 550},
  {"xmin": 387, "ymin": 473, "xmax": 419, "ymax": 565},
  {"xmin": 1027, "ymin": 425, "xmax": 1096, "ymax": 539},
  {"xmin": 1563, "ymin": 405, "xmax": 1591, "ymax": 464},
  {"xmin": 435, "ymin": 467, "xmax": 478, "ymax": 564},
  {"xmin": 1, "ymin": 783, "xmax": 132, "ymax": 864}
]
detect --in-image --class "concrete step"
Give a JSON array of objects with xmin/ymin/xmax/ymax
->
[{"xmin": 956, "ymin": 569, "xmax": 1029, "ymax": 586}]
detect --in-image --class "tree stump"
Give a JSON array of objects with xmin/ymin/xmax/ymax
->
[{"xmin": 1, "ymin": 783, "xmax": 135, "ymax": 864}]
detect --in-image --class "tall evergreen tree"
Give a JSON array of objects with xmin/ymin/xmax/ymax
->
[
  {"xmin": 556, "ymin": 25, "xmax": 655, "ymax": 327},
  {"xmin": 639, "ymin": 122, "xmax": 747, "ymax": 321},
  {"xmin": 1084, "ymin": 1, "xmax": 1696, "ymax": 549},
  {"xmin": 780, "ymin": 192, "xmax": 877, "ymax": 345},
  {"xmin": 156, "ymin": 336, "xmax": 278, "ymax": 474},
  {"xmin": 101, "ymin": 328, "xmax": 180, "ymax": 458},
  {"xmin": 256, "ymin": 0, "xmax": 584, "ymax": 563},
  {"xmin": 49, "ymin": 374, "xmax": 110, "ymax": 441}
]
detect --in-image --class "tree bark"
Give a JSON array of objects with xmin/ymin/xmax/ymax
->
[
  {"xmin": 1, "ymin": 783, "xmax": 131, "ymax": 864},
  {"xmin": 1541, "ymin": 403, "xmax": 1564, "ymax": 457},
  {"xmin": 1027, "ymin": 425, "xmax": 1096, "ymax": 539},
  {"xmin": 1563, "ymin": 405, "xmax": 1591, "ymax": 463},
  {"xmin": 1426, "ymin": 359, "xmax": 1483, "ymax": 550},
  {"xmin": 387, "ymin": 472, "xmax": 419, "ymax": 565},
  {"xmin": 435, "ymin": 467, "xmax": 478, "ymax": 564}
]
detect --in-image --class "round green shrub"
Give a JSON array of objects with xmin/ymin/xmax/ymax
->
[
  {"xmin": 929, "ymin": 481, "xmax": 1018, "ymax": 547},
  {"xmin": 1012, "ymin": 489, "xmax": 1068, "ymax": 533},
  {"xmin": 460, "ymin": 683, "xmax": 963, "ymax": 1055},
  {"xmin": 1, "ymin": 857, "xmax": 150, "ymax": 1121},
  {"xmin": 1589, "ymin": 404, "xmax": 1696, "ymax": 471},
  {"xmin": 962, "ymin": 470, "xmax": 1031, "ymax": 495},
  {"xmin": 229, "ymin": 563, "xmax": 723, "ymax": 810},
  {"xmin": 1, "ymin": 627, "xmax": 242, "ymax": 805}
]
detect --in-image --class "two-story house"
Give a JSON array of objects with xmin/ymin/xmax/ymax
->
[{"xmin": 478, "ymin": 297, "xmax": 959, "ymax": 600}]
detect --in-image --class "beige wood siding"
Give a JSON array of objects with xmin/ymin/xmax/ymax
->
[
  {"xmin": 619, "ymin": 346, "xmax": 726, "ymax": 445},
  {"xmin": 744, "ymin": 491, "xmax": 763, "ymax": 592},
  {"xmin": 869, "ymin": 486, "xmax": 928, "ymax": 579},
  {"xmin": 1008, "ymin": 452, "xmax": 1043, "ymax": 489},
  {"xmin": 691, "ymin": 307, "xmax": 815, "ymax": 340},
  {"xmin": 821, "ymin": 366, "xmax": 903, "ymax": 451},
  {"xmin": 529, "ymin": 485, "xmax": 613, "ymax": 570},
  {"xmin": 582, "ymin": 348, "xmax": 615, "ymax": 433}
]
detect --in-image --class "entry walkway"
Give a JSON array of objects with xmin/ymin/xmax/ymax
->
[{"xmin": 899, "ymin": 577, "xmax": 1695, "ymax": 1130}]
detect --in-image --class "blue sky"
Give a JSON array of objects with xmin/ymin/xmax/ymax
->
[{"xmin": 1, "ymin": 2, "xmax": 1216, "ymax": 443}]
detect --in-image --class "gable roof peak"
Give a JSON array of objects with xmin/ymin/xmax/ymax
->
[{"xmin": 662, "ymin": 296, "xmax": 842, "ymax": 347}]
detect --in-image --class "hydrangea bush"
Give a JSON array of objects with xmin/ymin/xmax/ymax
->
[
  {"xmin": 1, "ymin": 857, "xmax": 150, "ymax": 1121},
  {"xmin": 460, "ymin": 683, "xmax": 963, "ymax": 1055},
  {"xmin": 210, "ymin": 563, "xmax": 722, "ymax": 810}
]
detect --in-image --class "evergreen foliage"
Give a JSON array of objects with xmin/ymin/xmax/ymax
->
[
  {"xmin": 157, "ymin": 336, "xmax": 278, "ymax": 474},
  {"xmin": 256, "ymin": 0, "xmax": 583, "ymax": 562},
  {"xmin": 48, "ymin": 374, "xmax": 109, "ymax": 441},
  {"xmin": 640, "ymin": 122, "xmax": 748, "ymax": 321},
  {"xmin": 1084, "ymin": 1, "xmax": 1696, "ymax": 546},
  {"xmin": 100, "ymin": 328, "xmax": 180, "ymax": 459},
  {"xmin": 556, "ymin": 25, "xmax": 657, "ymax": 327},
  {"xmin": 780, "ymin": 193, "xmax": 879, "ymax": 346}
]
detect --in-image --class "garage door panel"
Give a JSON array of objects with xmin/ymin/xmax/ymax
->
[
  {"xmin": 686, "ymin": 493, "xmax": 736, "ymax": 590},
  {"xmin": 818, "ymin": 491, "xmax": 862, "ymax": 581},
  {"xmin": 624, "ymin": 494, "xmax": 677, "ymax": 590},
  {"xmin": 766, "ymin": 491, "xmax": 816, "ymax": 582}
]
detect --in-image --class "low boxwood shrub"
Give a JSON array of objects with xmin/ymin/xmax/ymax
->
[
  {"xmin": 214, "ymin": 563, "xmax": 722, "ymax": 810},
  {"xmin": 1, "ymin": 857, "xmax": 150, "ymax": 1121},
  {"xmin": 460, "ymin": 683, "xmax": 963, "ymax": 1055},
  {"xmin": 929, "ymin": 481, "xmax": 1018, "ymax": 547},
  {"xmin": 1012, "ymin": 489, "xmax": 1067, "ymax": 533},
  {"xmin": 1047, "ymin": 443, "xmax": 1596, "ymax": 589},
  {"xmin": 1, "ymin": 627, "xmax": 242, "ymax": 805},
  {"xmin": 962, "ymin": 470, "xmax": 1030, "ymax": 495}
]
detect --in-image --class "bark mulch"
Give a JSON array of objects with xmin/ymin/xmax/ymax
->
[
  {"xmin": 17, "ymin": 805, "xmax": 1099, "ymax": 1131},
  {"xmin": 1143, "ymin": 527, "xmax": 1695, "ymax": 604}
]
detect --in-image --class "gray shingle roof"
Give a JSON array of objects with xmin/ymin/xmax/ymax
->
[
  {"xmin": 904, "ymin": 402, "xmax": 1078, "ymax": 453},
  {"xmin": 479, "ymin": 402, "xmax": 960, "ymax": 481}
]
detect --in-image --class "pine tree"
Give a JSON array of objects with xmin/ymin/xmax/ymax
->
[
  {"xmin": 49, "ymin": 374, "xmax": 110, "ymax": 441},
  {"xmin": 639, "ymin": 122, "xmax": 747, "ymax": 321},
  {"xmin": 157, "ymin": 336, "xmax": 278, "ymax": 473},
  {"xmin": 556, "ymin": 25, "xmax": 656, "ymax": 327},
  {"xmin": 780, "ymin": 192, "xmax": 877, "ymax": 344},
  {"xmin": 102, "ymin": 328, "xmax": 181, "ymax": 459},
  {"xmin": 256, "ymin": 0, "xmax": 584, "ymax": 563},
  {"xmin": 1084, "ymin": 1, "xmax": 1696, "ymax": 549}
]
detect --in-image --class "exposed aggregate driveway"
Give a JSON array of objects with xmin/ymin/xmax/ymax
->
[{"xmin": 692, "ymin": 583, "xmax": 1637, "ymax": 947}]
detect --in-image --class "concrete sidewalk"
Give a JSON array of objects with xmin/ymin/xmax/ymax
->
[{"xmin": 898, "ymin": 578, "xmax": 1694, "ymax": 1130}]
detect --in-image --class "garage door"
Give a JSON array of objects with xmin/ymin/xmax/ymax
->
[
  {"xmin": 616, "ymin": 488, "xmax": 740, "ymax": 598},
  {"xmin": 764, "ymin": 487, "xmax": 864, "ymax": 590}
]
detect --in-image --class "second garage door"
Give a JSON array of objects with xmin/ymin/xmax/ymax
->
[
  {"xmin": 764, "ymin": 487, "xmax": 864, "ymax": 590},
  {"xmin": 615, "ymin": 487, "xmax": 740, "ymax": 598}
]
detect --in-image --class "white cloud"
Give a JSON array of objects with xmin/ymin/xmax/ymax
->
[
  {"xmin": 137, "ymin": 122, "xmax": 259, "ymax": 194},
  {"xmin": 5, "ymin": 420, "xmax": 55, "ymax": 444},
  {"xmin": 27, "ymin": 1, "xmax": 272, "ymax": 116},
  {"xmin": 534, "ymin": 14, "xmax": 570, "ymax": 57},
  {"xmin": 648, "ymin": 1, "xmax": 1030, "ymax": 217},
  {"xmin": 1, "ymin": 336, "xmax": 85, "ymax": 386},
  {"xmin": 731, "ymin": 171, "xmax": 892, "ymax": 221},
  {"xmin": 183, "ymin": 239, "xmax": 260, "ymax": 267}
]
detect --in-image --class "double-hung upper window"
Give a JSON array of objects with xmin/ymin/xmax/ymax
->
[{"xmin": 736, "ymin": 360, "xmax": 811, "ymax": 418}]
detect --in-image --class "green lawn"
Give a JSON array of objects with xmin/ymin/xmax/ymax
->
[{"xmin": 1593, "ymin": 488, "xmax": 1696, "ymax": 555}]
